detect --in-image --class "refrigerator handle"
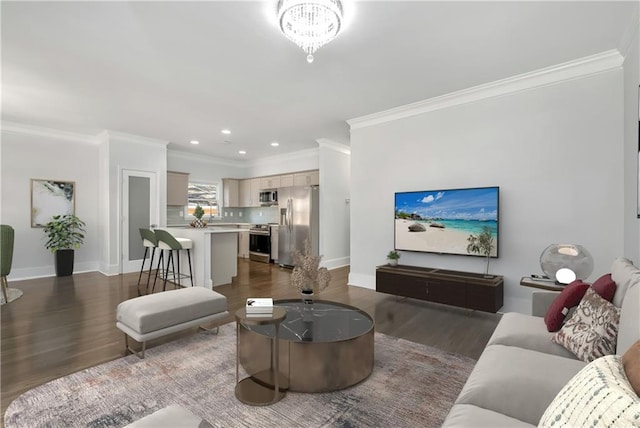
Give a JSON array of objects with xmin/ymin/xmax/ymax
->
[{"xmin": 288, "ymin": 198, "xmax": 293, "ymax": 232}]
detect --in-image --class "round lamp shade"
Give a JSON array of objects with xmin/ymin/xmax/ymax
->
[{"xmin": 540, "ymin": 244, "xmax": 594, "ymax": 284}]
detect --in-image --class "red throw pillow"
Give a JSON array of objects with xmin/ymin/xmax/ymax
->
[
  {"xmin": 591, "ymin": 273, "xmax": 616, "ymax": 302},
  {"xmin": 544, "ymin": 280, "xmax": 590, "ymax": 332}
]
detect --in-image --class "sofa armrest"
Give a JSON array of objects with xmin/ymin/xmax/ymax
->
[{"xmin": 532, "ymin": 291, "xmax": 560, "ymax": 317}]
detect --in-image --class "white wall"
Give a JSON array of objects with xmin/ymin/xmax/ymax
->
[
  {"xmin": 1, "ymin": 126, "xmax": 100, "ymax": 279},
  {"xmin": 168, "ymin": 150, "xmax": 245, "ymax": 184},
  {"xmin": 349, "ymin": 64, "xmax": 625, "ymax": 314},
  {"xmin": 622, "ymin": 18, "xmax": 640, "ymax": 262},
  {"xmin": 244, "ymin": 149, "xmax": 319, "ymax": 178},
  {"xmin": 318, "ymin": 140, "xmax": 351, "ymax": 268}
]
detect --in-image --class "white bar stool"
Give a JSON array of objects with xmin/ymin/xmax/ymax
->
[
  {"xmin": 153, "ymin": 229, "xmax": 194, "ymax": 291},
  {"xmin": 137, "ymin": 228, "xmax": 159, "ymax": 295}
]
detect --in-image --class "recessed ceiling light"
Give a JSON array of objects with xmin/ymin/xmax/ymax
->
[
  {"xmin": 221, "ymin": 129, "xmax": 231, "ymax": 135},
  {"xmin": 238, "ymin": 150, "xmax": 247, "ymax": 155},
  {"xmin": 190, "ymin": 140, "xmax": 200, "ymax": 145},
  {"xmin": 270, "ymin": 142, "xmax": 279, "ymax": 147}
]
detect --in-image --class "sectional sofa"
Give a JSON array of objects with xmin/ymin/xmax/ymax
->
[{"xmin": 443, "ymin": 257, "xmax": 640, "ymax": 427}]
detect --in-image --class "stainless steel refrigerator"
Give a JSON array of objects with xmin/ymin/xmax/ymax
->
[{"xmin": 278, "ymin": 185, "xmax": 319, "ymax": 267}]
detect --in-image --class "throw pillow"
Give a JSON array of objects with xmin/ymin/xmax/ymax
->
[
  {"xmin": 591, "ymin": 273, "xmax": 616, "ymax": 302},
  {"xmin": 552, "ymin": 287, "xmax": 620, "ymax": 362},
  {"xmin": 538, "ymin": 355, "xmax": 640, "ymax": 427},
  {"xmin": 622, "ymin": 339, "xmax": 640, "ymax": 397},
  {"xmin": 544, "ymin": 280, "xmax": 589, "ymax": 332}
]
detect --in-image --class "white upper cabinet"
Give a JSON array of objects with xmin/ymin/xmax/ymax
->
[
  {"xmin": 293, "ymin": 170, "xmax": 319, "ymax": 186},
  {"xmin": 260, "ymin": 176, "xmax": 281, "ymax": 190},
  {"xmin": 222, "ymin": 178, "xmax": 239, "ymax": 207},
  {"xmin": 167, "ymin": 171, "xmax": 189, "ymax": 206}
]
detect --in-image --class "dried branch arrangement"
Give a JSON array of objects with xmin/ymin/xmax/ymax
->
[{"xmin": 291, "ymin": 238, "xmax": 331, "ymax": 294}]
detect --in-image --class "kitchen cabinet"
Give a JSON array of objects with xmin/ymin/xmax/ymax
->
[
  {"xmin": 293, "ymin": 170, "xmax": 319, "ymax": 186},
  {"xmin": 223, "ymin": 178, "xmax": 239, "ymax": 207},
  {"xmin": 167, "ymin": 171, "xmax": 189, "ymax": 206},
  {"xmin": 260, "ymin": 176, "xmax": 281, "ymax": 190},
  {"xmin": 280, "ymin": 174, "xmax": 294, "ymax": 187},
  {"xmin": 238, "ymin": 230, "xmax": 249, "ymax": 258},
  {"xmin": 250, "ymin": 178, "xmax": 261, "ymax": 207},
  {"xmin": 239, "ymin": 179, "xmax": 251, "ymax": 207}
]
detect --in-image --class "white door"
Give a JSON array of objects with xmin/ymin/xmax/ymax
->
[{"xmin": 121, "ymin": 170, "xmax": 158, "ymax": 273}]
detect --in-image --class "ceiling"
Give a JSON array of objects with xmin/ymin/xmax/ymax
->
[{"xmin": 2, "ymin": 1, "xmax": 636, "ymax": 161}]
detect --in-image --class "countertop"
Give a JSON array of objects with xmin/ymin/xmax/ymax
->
[{"xmin": 165, "ymin": 226, "xmax": 243, "ymax": 233}]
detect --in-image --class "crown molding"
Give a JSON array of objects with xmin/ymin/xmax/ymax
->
[
  {"xmin": 347, "ymin": 50, "xmax": 624, "ymax": 130},
  {"xmin": 245, "ymin": 147, "xmax": 319, "ymax": 167},
  {"xmin": 167, "ymin": 148, "xmax": 246, "ymax": 168},
  {"xmin": 104, "ymin": 130, "xmax": 168, "ymax": 148},
  {"xmin": 1, "ymin": 121, "xmax": 103, "ymax": 144},
  {"xmin": 316, "ymin": 138, "xmax": 351, "ymax": 155}
]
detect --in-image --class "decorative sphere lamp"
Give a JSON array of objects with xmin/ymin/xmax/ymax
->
[{"xmin": 540, "ymin": 244, "xmax": 594, "ymax": 284}]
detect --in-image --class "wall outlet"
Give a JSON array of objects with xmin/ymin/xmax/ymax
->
[
  {"xmin": 259, "ymin": 211, "xmax": 262, "ymax": 216},
  {"xmin": 224, "ymin": 212, "xmax": 228, "ymax": 217},
  {"xmin": 179, "ymin": 210, "xmax": 183, "ymax": 216},
  {"xmin": 239, "ymin": 212, "xmax": 243, "ymax": 217}
]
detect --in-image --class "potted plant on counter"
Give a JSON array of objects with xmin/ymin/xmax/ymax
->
[
  {"xmin": 43, "ymin": 214, "xmax": 86, "ymax": 277},
  {"xmin": 191, "ymin": 204, "xmax": 207, "ymax": 228},
  {"xmin": 387, "ymin": 250, "xmax": 400, "ymax": 266}
]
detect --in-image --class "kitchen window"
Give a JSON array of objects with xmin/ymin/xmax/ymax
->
[{"xmin": 185, "ymin": 182, "xmax": 219, "ymax": 220}]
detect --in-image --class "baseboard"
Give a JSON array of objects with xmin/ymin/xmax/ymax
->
[
  {"xmin": 322, "ymin": 256, "xmax": 350, "ymax": 270},
  {"xmin": 348, "ymin": 272, "xmax": 375, "ymax": 290},
  {"xmin": 8, "ymin": 261, "xmax": 100, "ymax": 281}
]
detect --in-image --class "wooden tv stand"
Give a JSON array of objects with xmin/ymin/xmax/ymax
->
[{"xmin": 376, "ymin": 265, "xmax": 504, "ymax": 313}]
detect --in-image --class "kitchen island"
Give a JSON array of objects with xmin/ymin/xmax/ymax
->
[{"xmin": 163, "ymin": 227, "xmax": 244, "ymax": 288}]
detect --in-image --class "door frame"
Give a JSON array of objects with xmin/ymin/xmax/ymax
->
[{"xmin": 120, "ymin": 169, "xmax": 159, "ymax": 274}]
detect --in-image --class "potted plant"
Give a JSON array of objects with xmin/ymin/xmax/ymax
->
[
  {"xmin": 43, "ymin": 214, "xmax": 86, "ymax": 277},
  {"xmin": 387, "ymin": 250, "xmax": 400, "ymax": 266},
  {"xmin": 466, "ymin": 226, "xmax": 495, "ymax": 277},
  {"xmin": 191, "ymin": 204, "xmax": 207, "ymax": 228}
]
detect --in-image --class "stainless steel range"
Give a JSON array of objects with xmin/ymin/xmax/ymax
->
[{"xmin": 249, "ymin": 224, "xmax": 271, "ymax": 263}]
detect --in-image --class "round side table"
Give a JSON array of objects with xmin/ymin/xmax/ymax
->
[{"xmin": 234, "ymin": 306, "xmax": 287, "ymax": 406}]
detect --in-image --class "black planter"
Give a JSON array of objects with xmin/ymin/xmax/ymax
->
[{"xmin": 55, "ymin": 249, "xmax": 75, "ymax": 277}]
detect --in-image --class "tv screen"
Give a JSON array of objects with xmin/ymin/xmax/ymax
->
[{"xmin": 394, "ymin": 186, "xmax": 499, "ymax": 257}]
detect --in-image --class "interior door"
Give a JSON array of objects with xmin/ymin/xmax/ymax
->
[{"xmin": 121, "ymin": 170, "xmax": 158, "ymax": 273}]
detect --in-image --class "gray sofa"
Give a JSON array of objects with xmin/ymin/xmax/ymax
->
[{"xmin": 443, "ymin": 258, "xmax": 640, "ymax": 427}]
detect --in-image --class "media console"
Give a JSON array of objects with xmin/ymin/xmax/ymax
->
[{"xmin": 376, "ymin": 265, "xmax": 504, "ymax": 313}]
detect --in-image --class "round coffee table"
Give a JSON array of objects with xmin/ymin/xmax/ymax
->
[{"xmin": 237, "ymin": 299, "xmax": 374, "ymax": 393}]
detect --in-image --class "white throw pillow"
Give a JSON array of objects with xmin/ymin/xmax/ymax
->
[{"xmin": 539, "ymin": 355, "xmax": 640, "ymax": 427}]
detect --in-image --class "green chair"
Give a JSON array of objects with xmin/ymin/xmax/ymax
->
[
  {"xmin": 137, "ymin": 228, "xmax": 159, "ymax": 295},
  {"xmin": 1, "ymin": 225, "xmax": 15, "ymax": 303},
  {"xmin": 153, "ymin": 229, "xmax": 194, "ymax": 291}
]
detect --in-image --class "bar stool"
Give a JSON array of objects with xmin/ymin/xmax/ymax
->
[
  {"xmin": 137, "ymin": 228, "xmax": 159, "ymax": 295},
  {"xmin": 153, "ymin": 229, "xmax": 194, "ymax": 291}
]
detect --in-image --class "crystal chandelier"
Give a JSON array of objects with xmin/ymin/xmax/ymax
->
[{"xmin": 277, "ymin": 0, "xmax": 344, "ymax": 63}]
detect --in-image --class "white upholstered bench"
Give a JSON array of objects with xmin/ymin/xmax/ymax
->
[{"xmin": 116, "ymin": 287, "xmax": 229, "ymax": 358}]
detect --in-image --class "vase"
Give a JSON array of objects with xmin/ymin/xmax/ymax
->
[
  {"xmin": 388, "ymin": 259, "xmax": 398, "ymax": 266},
  {"xmin": 301, "ymin": 289, "xmax": 314, "ymax": 305},
  {"xmin": 192, "ymin": 218, "xmax": 205, "ymax": 228}
]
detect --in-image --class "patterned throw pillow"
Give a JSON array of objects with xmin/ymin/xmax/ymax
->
[
  {"xmin": 552, "ymin": 287, "xmax": 620, "ymax": 362},
  {"xmin": 544, "ymin": 280, "xmax": 590, "ymax": 332},
  {"xmin": 539, "ymin": 355, "xmax": 640, "ymax": 427}
]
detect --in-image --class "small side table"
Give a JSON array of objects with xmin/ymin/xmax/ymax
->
[
  {"xmin": 234, "ymin": 307, "xmax": 287, "ymax": 406},
  {"xmin": 520, "ymin": 276, "xmax": 565, "ymax": 292}
]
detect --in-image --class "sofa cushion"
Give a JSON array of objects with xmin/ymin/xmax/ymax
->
[
  {"xmin": 591, "ymin": 273, "xmax": 616, "ymax": 302},
  {"xmin": 455, "ymin": 345, "xmax": 585, "ymax": 425},
  {"xmin": 552, "ymin": 287, "xmax": 620, "ymax": 362},
  {"xmin": 442, "ymin": 404, "xmax": 533, "ymax": 427},
  {"xmin": 538, "ymin": 355, "xmax": 640, "ymax": 428},
  {"xmin": 611, "ymin": 257, "xmax": 640, "ymax": 307},
  {"xmin": 617, "ymin": 282, "xmax": 640, "ymax": 356},
  {"xmin": 487, "ymin": 312, "xmax": 577, "ymax": 359},
  {"xmin": 543, "ymin": 280, "xmax": 589, "ymax": 332}
]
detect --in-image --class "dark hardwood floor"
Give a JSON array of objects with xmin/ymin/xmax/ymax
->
[{"xmin": 1, "ymin": 259, "xmax": 501, "ymax": 420}]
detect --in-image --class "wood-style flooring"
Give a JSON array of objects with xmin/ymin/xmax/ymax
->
[{"xmin": 1, "ymin": 260, "xmax": 501, "ymax": 420}]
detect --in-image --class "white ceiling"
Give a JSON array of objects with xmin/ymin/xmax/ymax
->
[{"xmin": 2, "ymin": 1, "xmax": 637, "ymax": 161}]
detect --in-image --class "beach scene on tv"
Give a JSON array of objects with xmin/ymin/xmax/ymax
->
[{"xmin": 395, "ymin": 187, "xmax": 499, "ymax": 257}]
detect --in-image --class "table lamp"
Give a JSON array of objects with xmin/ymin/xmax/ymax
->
[{"xmin": 540, "ymin": 244, "xmax": 594, "ymax": 285}]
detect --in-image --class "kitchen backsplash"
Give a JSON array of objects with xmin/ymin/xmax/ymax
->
[{"xmin": 166, "ymin": 206, "xmax": 278, "ymax": 225}]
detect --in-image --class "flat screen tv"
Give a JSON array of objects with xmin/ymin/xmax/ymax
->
[{"xmin": 394, "ymin": 186, "xmax": 499, "ymax": 257}]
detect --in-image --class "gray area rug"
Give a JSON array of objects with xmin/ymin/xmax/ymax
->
[
  {"xmin": 5, "ymin": 323, "xmax": 475, "ymax": 428},
  {"xmin": 1, "ymin": 288, "xmax": 23, "ymax": 304}
]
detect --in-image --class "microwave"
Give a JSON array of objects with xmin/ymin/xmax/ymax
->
[{"xmin": 259, "ymin": 190, "xmax": 278, "ymax": 206}]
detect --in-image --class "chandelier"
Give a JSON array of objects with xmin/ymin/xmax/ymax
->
[{"xmin": 277, "ymin": 0, "xmax": 344, "ymax": 63}]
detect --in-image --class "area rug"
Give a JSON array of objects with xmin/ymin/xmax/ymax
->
[
  {"xmin": 1, "ymin": 288, "xmax": 23, "ymax": 304},
  {"xmin": 4, "ymin": 323, "xmax": 475, "ymax": 428}
]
